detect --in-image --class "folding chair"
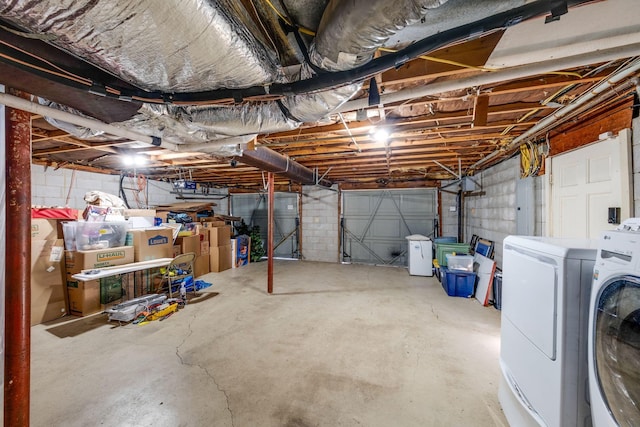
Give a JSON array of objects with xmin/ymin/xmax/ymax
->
[{"xmin": 160, "ymin": 252, "xmax": 196, "ymax": 298}]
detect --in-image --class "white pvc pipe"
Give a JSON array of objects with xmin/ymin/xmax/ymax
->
[
  {"xmin": 0, "ymin": 93, "xmax": 169, "ymax": 147},
  {"xmin": 337, "ymin": 43, "xmax": 640, "ymax": 113},
  {"xmin": 470, "ymin": 56, "xmax": 640, "ymax": 169},
  {"xmin": 0, "ymin": 93, "xmax": 254, "ymax": 154}
]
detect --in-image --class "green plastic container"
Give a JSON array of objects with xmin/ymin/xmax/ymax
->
[{"xmin": 435, "ymin": 243, "xmax": 471, "ymax": 267}]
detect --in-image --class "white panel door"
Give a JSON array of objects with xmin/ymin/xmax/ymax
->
[{"xmin": 548, "ymin": 130, "xmax": 631, "ymax": 239}]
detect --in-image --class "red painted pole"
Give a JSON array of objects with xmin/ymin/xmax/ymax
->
[
  {"xmin": 4, "ymin": 89, "xmax": 32, "ymax": 427},
  {"xmin": 267, "ymin": 172, "xmax": 274, "ymax": 294}
]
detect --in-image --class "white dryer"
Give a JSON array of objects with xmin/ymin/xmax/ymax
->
[
  {"xmin": 499, "ymin": 236, "xmax": 597, "ymax": 427},
  {"xmin": 589, "ymin": 227, "xmax": 640, "ymax": 426}
]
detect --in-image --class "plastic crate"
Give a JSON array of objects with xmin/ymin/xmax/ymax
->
[
  {"xmin": 75, "ymin": 221, "xmax": 128, "ymax": 250},
  {"xmin": 441, "ymin": 267, "xmax": 476, "ymax": 298},
  {"xmin": 435, "ymin": 243, "xmax": 471, "ymax": 266},
  {"xmin": 445, "ymin": 254, "xmax": 474, "ymax": 271}
]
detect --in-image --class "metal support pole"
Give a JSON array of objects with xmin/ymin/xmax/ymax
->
[
  {"xmin": 267, "ymin": 173, "xmax": 274, "ymax": 294},
  {"xmin": 4, "ymin": 89, "xmax": 31, "ymax": 427}
]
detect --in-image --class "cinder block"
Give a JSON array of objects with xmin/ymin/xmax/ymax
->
[{"xmin": 42, "ymin": 173, "xmax": 65, "ymax": 188}]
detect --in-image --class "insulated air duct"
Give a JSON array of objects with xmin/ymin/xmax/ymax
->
[
  {"xmin": 0, "ymin": 0, "xmax": 452, "ymax": 183},
  {"xmin": 0, "ymin": 0, "xmax": 282, "ymax": 92},
  {"xmin": 310, "ymin": 0, "xmax": 449, "ymax": 71},
  {"xmin": 240, "ymin": 147, "xmax": 332, "ymax": 187}
]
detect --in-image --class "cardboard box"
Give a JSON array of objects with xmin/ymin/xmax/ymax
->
[
  {"xmin": 31, "ymin": 239, "xmax": 67, "ymax": 325},
  {"xmin": 176, "ymin": 235, "xmax": 201, "ymax": 256},
  {"xmin": 172, "ymin": 245, "xmax": 182, "ymax": 257},
  {"xmin": 65, "ymin": 246, "xmax": 135, "ymax": 275},
  {"xmin": 67, "ymin": 275, "xmax": 125, "ymax": 317},
  {"xmin": 31, "ymin": 218, "xmax": 62, "ymax": 240},
  {"xmin": 208, "ymin": 226, "xmax": 231, "ymax": 247},
  {"xmin": 128, "ymin": 228, "xmax": 174, "ymax": 262},
  {"xmin": 126, "ymin": 216, "xmax": 156, "ymax": 229},
  {"xmin": 66, "ymin": 279, "xmax": 102, "ymax": 317},
  {"xmin": 194, "ymin": 254, "xmax": 210, "ymax": 277},
  {"xmin": 231, "ymin": 238, "xmax": 236, "ymax": 268},
  {"xmin": 202, "ymin": 220, "xmax": 227, "ymax": 228},
  {"xmin": 210, "ymin": 245, "xmax": 232, "ymax": 273},
  {"xmin": 123, "ymin": 209, "xmax": 156, "ymax": 217},
  {"xmin": 200, "ymin": 241, "xmax": 210, "ymax": 256}
]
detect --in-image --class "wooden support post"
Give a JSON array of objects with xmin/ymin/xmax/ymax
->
[
  {"xmin": 267, "ymin": 172, "xmax": 274, "ymax": 294},
  {"xmin": 4, "ymin": 88, "xmax": 32, "ymax": 427}
]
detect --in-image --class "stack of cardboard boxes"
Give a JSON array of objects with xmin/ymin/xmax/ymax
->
[
  {"xmin": 64, "ymin": 246, "xmax": 134, "ymax": 316},
  {"xmin": 174, "ymin": 231, "xmax": 210, "ymax": 277},
  {"xmin": 65, "ymin": 227, "xmax": 175, "ymax": 316},
  {"xmin": 30, "ymin": 210, "xmax": 237, "ymax": 322},
  {"xmin": 204, "ymin": 221, "xmax": 232, "ymax": 272},
  {"xmin": 31, "ymin": 218, "xmax": 67, "ymax": 325}
]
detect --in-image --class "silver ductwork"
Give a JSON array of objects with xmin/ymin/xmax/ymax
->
[
  {"xmin": 310, "ymin": 0, "xmax": 449, "ymax": 71},
  {"xmin": 37, "ymin": 97, "xmax": 111, "ymax": 141},
  {"xmin": 1, "ymin": 0, "xmax": 450, "ymax": 166},
  {"xmin": 0, "ymin": 0, "xmax": 282, "ymax": 91}
]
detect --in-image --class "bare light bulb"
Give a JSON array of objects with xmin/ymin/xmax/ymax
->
[{"xmin": 373, "ymin": 129, "xmax": 389, "ymax": 143}]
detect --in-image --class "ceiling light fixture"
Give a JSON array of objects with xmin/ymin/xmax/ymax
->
[
  {"xmin": 123, "ymin": 154, "xmax": 148, "ymax": 167},
  {"xmin": 372, "ymin": 128, "xmax": 389, "ymax": 143}
]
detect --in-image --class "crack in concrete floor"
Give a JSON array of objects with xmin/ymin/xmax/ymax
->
[{"xmin": 175, "ymin": 314, "xmax": 235, "ymax": 427}]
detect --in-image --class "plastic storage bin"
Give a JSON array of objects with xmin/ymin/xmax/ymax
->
[
  {"xmin": 434, "ymin": 236, "xmax": 457, "ymax": 244},
  {"xmin": 492, "ymin": 272, "xmax": 502, "ymax": 310},
  {"xmin": 441, "ymin": 267, "xmax": 476, "ymax": 297},
  {"xmin": 435, "ymin": 243, "xmax": 471, "ymax": 267},
  {"xmin": 75, "ymin": 221, "xmax": 128, "ymax": 250},
  {"xmin": 445, "ymin": 254, "xmax": 474, "ymax": 271},
  {"xmin": 62, "ymin": 221, "xmax": 77, "ymax": 251}
]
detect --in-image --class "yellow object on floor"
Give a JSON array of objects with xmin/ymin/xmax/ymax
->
[{"xmin": 147, "ymin": 303, "xmax": 178, "ymax": 321}]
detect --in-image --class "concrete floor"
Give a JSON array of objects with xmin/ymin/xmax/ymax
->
[{"xmin": 28, "ymin": 261, "xmax": 507, "ymax": 427}]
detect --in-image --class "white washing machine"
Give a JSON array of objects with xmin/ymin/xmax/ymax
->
[
  {"xmin": 499, "ymin": 236, "xmax": 597, "ymax": 427},
  {"xmin": 589, "ymin": 224, "xmax": 640, "ymax": 426}
]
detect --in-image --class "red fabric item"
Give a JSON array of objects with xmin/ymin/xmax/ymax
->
[{"xmin": 31, "ymin": 208, "xmax": 77, "ymax": 220}]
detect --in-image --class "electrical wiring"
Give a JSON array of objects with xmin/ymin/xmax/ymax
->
[
  {"xmin": 0, "ymin": 40, "xmax": 128, "ymax": 98},
  {"xmin": 520, "ymin": 139, "xmax": 546, "ymax": 178},
  {"xmin": 377, "ymin": 45, "xmax": 584, "ymax": 78},
  {"xmin": 520, "ymin": 143, "xmax": 530, "ymax": 178},
  {"xmin": 0, "ymin": 39, "xmax": 92, "ymax": 85},
  {"xmin": 247, "ymin": 0, "xmax": 281, "ymax": 59},
  {"xmin": 264, "ymin": 0, "xmax": 316, "ymax": 36}
]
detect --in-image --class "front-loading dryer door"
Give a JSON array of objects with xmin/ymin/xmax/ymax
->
[{"xmin": 593, "ymin": 275, "xmax": 640, "ymax": 425}]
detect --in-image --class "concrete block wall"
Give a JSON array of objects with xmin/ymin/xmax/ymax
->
[
  {"xmin": 633, "ymin": 116, "xmax": 640, "ymax": 217},
  {"xmin": 301, "ymin": 185, "xmax": 339, "ymax": 262},
  {"xmin": 464, "ymin": 157, "xmax": 521, "ymax": 268},
  {"xmin": 31, "ymin": 164, "xmax": 177, "ymax": 209},
  {"xmin": 534, "ymin": 175, "xmax": 546, "ymax": 236}
]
